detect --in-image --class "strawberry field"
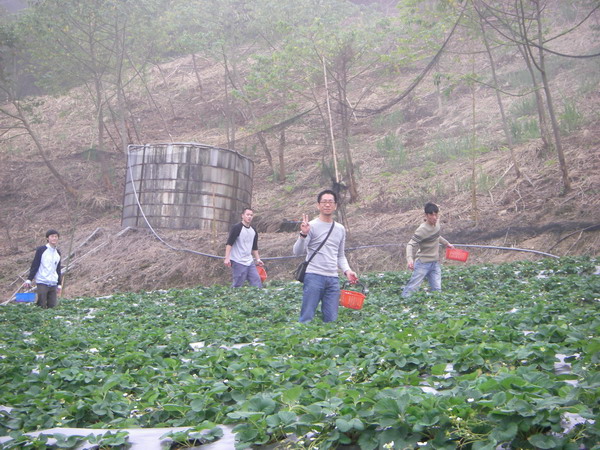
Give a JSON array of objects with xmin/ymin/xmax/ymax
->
[{"xmin": 1, "ymin": 257, "xmax": 598, "ymax": 449}]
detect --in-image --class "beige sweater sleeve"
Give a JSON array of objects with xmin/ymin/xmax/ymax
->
[{"xmin": 406, "ymin": 222, "xmax": 445, "ymax": 264}]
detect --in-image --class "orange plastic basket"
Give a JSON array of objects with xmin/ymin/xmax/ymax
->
[
  {"xmin": 256, "ymin": 265, "xmax": 267, "ymax": 282},
  {"xmin": 446, "ymin": 247, "xmax": 469, "ymax": 262},
  {"xmin": 340, "ymin": 282, "xmax": 367, "ymax": 310}
]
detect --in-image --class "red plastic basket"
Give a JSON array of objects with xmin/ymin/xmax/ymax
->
[
  {"xmin": 340, "ymin": 283, "xmax": 367, "ymax": 310},
  {"xmin": 446, "ymin": 247, "xmax": 469, "ymax": 262},
  {"xmin": 256, "ymin": 265, "xmax": 267, "ymax": 282}
]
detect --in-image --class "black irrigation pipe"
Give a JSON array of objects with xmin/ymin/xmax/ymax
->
[
  {"xmin": 127, "ymin": 149, "xmax": 560, "ymax": 262},
  {"xmin": 452, "ymin": 244, "xmax": 559, "ymax": 259},
  {"xmin": 144, "ymin": 243, "xmax": 559, "ymax": 261},
  {"xmin": 261, "ymin": 243, "xmax": 559, "ymax": 261}
]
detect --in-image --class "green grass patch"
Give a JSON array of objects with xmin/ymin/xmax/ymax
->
[
  {"xmin": 510, "ymin": 117, "xmax": 540, "ymax": 144},
  {"xmin": 376, "ymin": 134, "xmax": 407, "ymax": 172},
  {"xmin": 503, "ymin": 69, "xmax": 534, "ymax": 90},
  {"xmin": 509, "ymin": 95, "xmax": 538, "ymax": 119},
  {"xmin": 454, "ymin": 171, "xmax": 500, "ymax": 194},
  {"xmin": 559, "ymin": 100, "xmax": 584, "ymax": 136},
  {"xmin": 0, "ymin": 257, "xmax": 598, "ymax": 449},
  {"xmin": 373, "ymin": 110, "xmax": 406, "ymax": 129},
  {"xmin": 425, "ymin": 136, "xmax": 488, "ymax": 164}
]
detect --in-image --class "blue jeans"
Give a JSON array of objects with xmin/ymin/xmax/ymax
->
[
  {"xmin": 299, "ymin": 273, "xmax": 340, "ymax": 323},
  {"xmin": 402, "ymin": 261, "xmax": 442, "ymax": 298},
  {"xmin": 231, "ymin": 261, "xmax": 262, "ymax": 288}
]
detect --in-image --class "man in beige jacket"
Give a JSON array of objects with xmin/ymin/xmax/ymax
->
[{"xmin": 402, "ymin": 203, "xmax": 453, "ymax": 298}]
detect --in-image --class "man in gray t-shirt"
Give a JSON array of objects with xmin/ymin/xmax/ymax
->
[
  {"xmin": 293, "ymin": 190, "xmax": 358, "ymax": 323},
  {"xmin": 224, "ymin": 208, "xmax": 264, "ymax": 287}
]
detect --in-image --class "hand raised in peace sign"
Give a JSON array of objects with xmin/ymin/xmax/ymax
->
[{"xmin": 300, "ymin": 214, "xmax": 310, "ymax": 236}]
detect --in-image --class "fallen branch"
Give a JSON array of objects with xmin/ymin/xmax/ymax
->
[
  {"xmin": 548, "ymin": 224, "xmax": 600, "ymax": 251},
  {"xmin": 491, "ymin": 163, "xmax": 514, "ymax": 192}
]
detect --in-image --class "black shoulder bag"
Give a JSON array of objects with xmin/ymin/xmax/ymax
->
[{"xmin": 294, "ymin": 221, "xmax": 336, "ymax": 283}]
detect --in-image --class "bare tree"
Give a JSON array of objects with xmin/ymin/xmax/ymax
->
[
  {"xmin": 528, "ymin": 0, "xmax": 570, "ymax": 191},
  {"xmin": 474, "ymin": 1, "xmax": 522, "ymax": 179},
  {"xmin": 474, "ymin": 0, "xmax": 600, "ymax": 192},
  {"xmin": 0, "ymin": 25, "xmax": 78, "ymax": 197},
  {"xmin": 0, "ymin": 96, "xmax": 78, "ymax": 198}
]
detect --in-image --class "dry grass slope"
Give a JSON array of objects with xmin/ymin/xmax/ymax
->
[{"xmin": 1, "ymin": 14, "xmax": 599, "ymax": 301}]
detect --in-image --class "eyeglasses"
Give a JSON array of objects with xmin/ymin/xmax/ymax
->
[{"xmin": 319, "ymin": 200, "xmax": 336, "ymax": 205}]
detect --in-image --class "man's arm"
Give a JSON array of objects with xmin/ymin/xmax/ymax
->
[
  {"xmin": 293, "ymin": 215, "xmax": 311, "ymax": 256},
  {"xmin": 24, "ymin": 246, "xmax": 44, "ymax": 286},
  {"xmin": 56, "ymin": 250, "xmax": 63, "ymax": 293},
  {"xmin": 224, "ymin": 223, "xmax": 242, "ymax": 267},
  {"xmin": 251, "ymin": 249, "xmax": 263, "ymax": 266},
  {"xmin": 251, "ymin": 229, "xmax": 263, "ymax": 265},
  {"xmin": 440, "ymin": 236, "xmax": 453, "ymax": 248},
  {"xmin": 406, "ymin": 238, "xmax": 419, "ymax": 270},
  {"xmin": 406, "ymin": 226, "xmax": 424, "ymax": 270},
  {"xmin": 337, "ymin": 226, "xmax": 358, "ymax": 283},
  {"xmin": 224, "ymin": 244, "xmax": 233, "ymax": 267}
]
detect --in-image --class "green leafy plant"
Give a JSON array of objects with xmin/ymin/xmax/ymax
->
[
  {"xmin": 85, "ymin": 431, "xmax": 130, "ymax": 448},
  {"xmin": 0, "ymin": 257, "xmax": 598, "ymax": 449},
  {"xmin": 160, "ymin": 425, "xmax": 223, "ymax": 448}
]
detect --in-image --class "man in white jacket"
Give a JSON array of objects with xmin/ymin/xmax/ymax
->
[{"xmin": 24, "ymin": 229, "xmax": 62, "ymax": 308}]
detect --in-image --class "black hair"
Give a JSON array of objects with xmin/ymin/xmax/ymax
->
[
  {"xmin": 45, "ymin": 229, "xmax": 60, "ymax": 238},
  {"xmin": 424, "ymin": 202, "xmax": 439, "ymax": 214},
  {"xmin": 317, "ymin": 189, "xmax": 337, "ymax": 203},
  {"xmin": 241, "ymin": 207, "xmax": 253, "ymax": 214}
]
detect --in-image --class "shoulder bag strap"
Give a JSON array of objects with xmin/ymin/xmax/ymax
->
[{"xmin": 306, "ymin": 221, "xmax": 336, "ymax": 265}]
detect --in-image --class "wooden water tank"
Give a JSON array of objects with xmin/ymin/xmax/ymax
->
[{"xmin": 122, "ymin": 143, "xmax": 254, "ymax": 231}]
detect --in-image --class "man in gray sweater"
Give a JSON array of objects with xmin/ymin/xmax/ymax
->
[
  {"xmin": 293, "ymin": 190, "xmax": 358, "ymax": 323},
  {"xmin": 402, "ymin": 202, "xmax": 454, "ymax": 298}
]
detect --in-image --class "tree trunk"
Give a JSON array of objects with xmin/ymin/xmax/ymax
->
[
  {"xmin": 278, "ymin": 129, "xmax": 286, "ymax": 183},
  {"xmin": 127, "ymin": 56, "xmax": 173, "ymax": 142},
  {"xmin": 470, "ymin": 56, "xmax": 479, "ymax": 224},
  {"xmin": 124, "ymin": 93, "xmax": 142, "ymax": 143},
  {"xmin": 15, "ymin": 102, "xmax": 78, "ymax": 198},
  {"xmin": 0, "ymin": 216, "xmax": 18, "ymax": 254},
  {"xmin": 223, "ymin": 55, "xmax": 236, "ymax": 149},
  {"xmin": 256, "ymin": 131, "xmax": 274, "ymax": 174},
  {"xmin": 155, "ymin": 63, "xmax": 177, "ymax": 118},
  {"xmin": 191, "ymin": 53, "xmax": 204, "ymax": 97},
  {"xmin": 114, "ymin": 19, "xmax": 130, "ymax": 156},
  {"xmin": 94, "ymin": 77, "xmax": 105, "ymax": 154},
  {"xmin": 532, "ymin": 0, "xmax": 571, "ymax": 192},
  {"xmin": 116, "ymin": 87, "xmax": 129, "ymax": 153},
  {"xmin": 333, "ymin": 50, "xmax": 359, "ymax": 203},
  {"xmin": 515, "ymin": 8, "xmax": 552, "ymax": 153},
  {"xmin": 478, "ymin": 11, "xmax": 521, "ymax": 179},
  {"xmin": 518, "ymin": 44, "xmax": 553, "ymax": 153}
]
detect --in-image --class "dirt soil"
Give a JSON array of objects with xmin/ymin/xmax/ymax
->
[{"xmin": 1, "ymin": 43, "xmax": 599, "ymax": 302}]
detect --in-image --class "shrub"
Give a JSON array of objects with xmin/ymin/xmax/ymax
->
[
  {"xmin": 559, "ymin": 100, "xmax": 584, "ymax": 135},
  {"xmin": 510, "ymin": 117, "xmax": 540, "ymax": 143},
  {"xmin": 376, "ymin": 134, "xmax": 406, "ymax": 172}
]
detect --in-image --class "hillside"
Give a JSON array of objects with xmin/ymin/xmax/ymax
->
[{"xmin": 1, "ymin": 3, "xmax": 599, "ymax": 301}]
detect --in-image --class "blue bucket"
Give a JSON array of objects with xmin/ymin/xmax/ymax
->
[{"xmin": 15, "ymin": 292, "xmax": 36, "ymax": 303}]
